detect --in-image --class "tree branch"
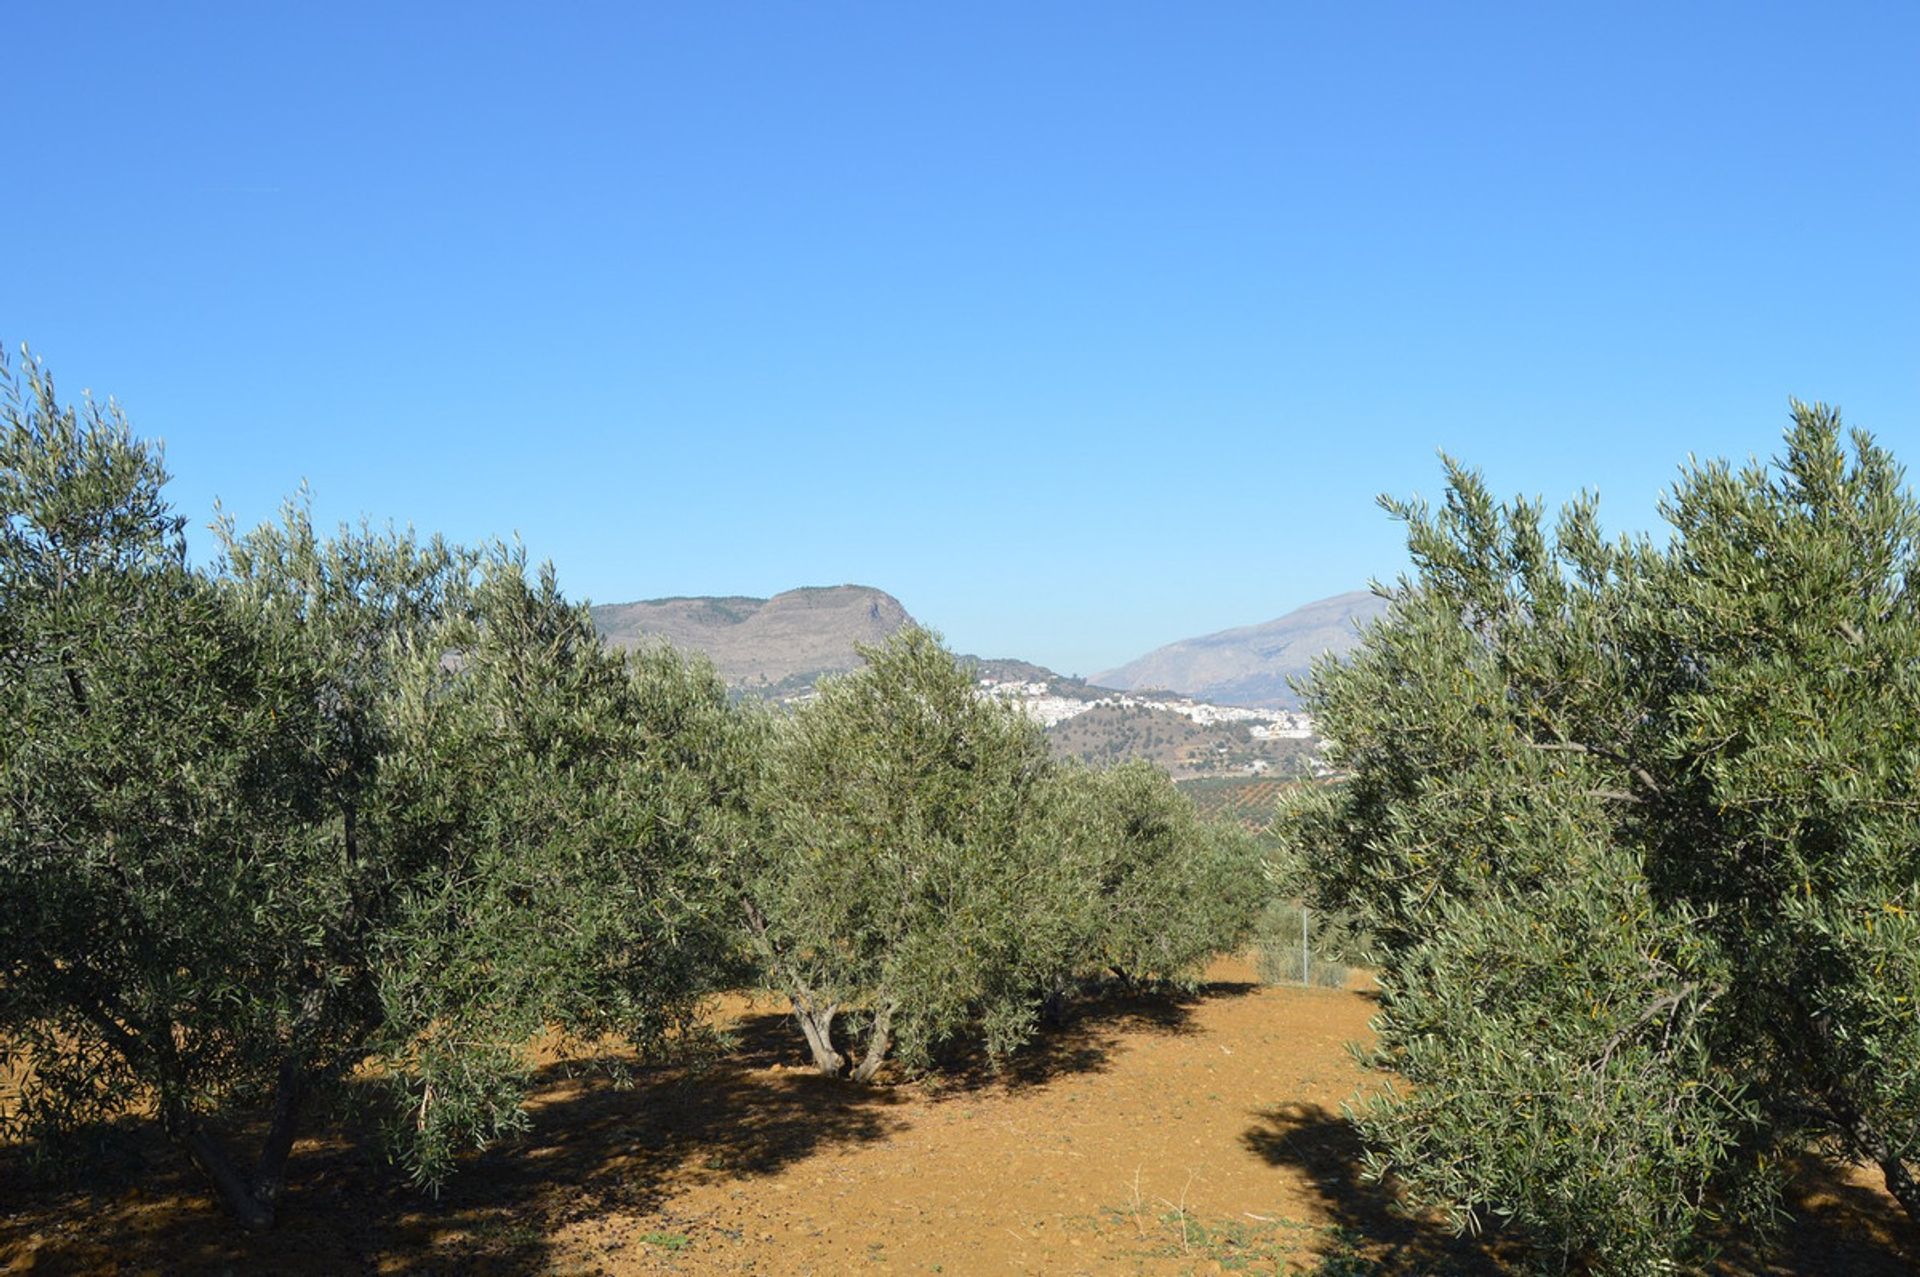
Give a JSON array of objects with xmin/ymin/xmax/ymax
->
[{"xmin": 1528, "ymin": 738, "xmax": 1665, "ymax": 798}]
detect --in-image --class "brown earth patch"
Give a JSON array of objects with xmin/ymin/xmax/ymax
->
[{"xmin": 3, "ymin": 961, "xmax": 1912, "ymax": 1275}]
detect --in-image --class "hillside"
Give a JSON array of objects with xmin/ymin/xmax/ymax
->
[
  {"xmin": 1178, "ymin": 775, "xmax": 1304, "ymax": 831},
  {"xmin": 1044, "ymin": 702, "xmax": 1318, "ymax": 780},
  {"xmin": 590, "ymin": 585, "xmax": 911, "ymax": 696},
  {"xmin": 591, "ymin": 585, "xmax": 1328, "ymax": 780},
  {"xmin": 1093, "ymin": 589, "xmax": 1389, "ymax": 709}
]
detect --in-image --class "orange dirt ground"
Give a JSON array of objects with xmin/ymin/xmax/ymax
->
[{"xmin": 3, "ymin": 960, "xmax": 1913, "ymax": 1275}]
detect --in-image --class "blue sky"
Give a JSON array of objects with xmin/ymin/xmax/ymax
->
[{"xmin": 6, "ymin": 3, "xmax": 1915, "ymax": 675}]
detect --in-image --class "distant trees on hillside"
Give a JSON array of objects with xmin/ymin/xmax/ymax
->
[{"xmin": 1287, "ymin": 405, "xmax": 1920, "ymax": 1274}]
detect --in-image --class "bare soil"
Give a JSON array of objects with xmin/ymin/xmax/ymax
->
[{"xmin": 3, "ymin": 961, "xmax": 1912, "ymax": 1275}]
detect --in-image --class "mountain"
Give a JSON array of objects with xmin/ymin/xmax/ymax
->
[
  {"xmin": 590, "ymin": 584, "xmax": 912, "ymax": 696},
  {"xmin": 1091, "ymin": 590, "xmax": 1388, "ymax": 709},
  {"xmin": 590, "ymin": 582, "xmax": 1331, "ymax": 780}
]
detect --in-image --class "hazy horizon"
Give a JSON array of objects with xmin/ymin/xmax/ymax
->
[{"xmin": 7, "ymin": 3, "xmax": 1914, "ymax": 673}]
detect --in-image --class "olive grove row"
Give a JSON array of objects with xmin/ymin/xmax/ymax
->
[{"xmin": 0, "ymin": 350, "xmax": 1264, "ymax": 1229}]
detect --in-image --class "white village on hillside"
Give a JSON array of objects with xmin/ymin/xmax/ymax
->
[{"xmin": 977, "ymin": 676, "xmax": 1317, "ymax": 737}]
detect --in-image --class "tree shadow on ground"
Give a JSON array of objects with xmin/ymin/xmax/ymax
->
[
  {"xmin": 1712, "ymin": 1154, "xmax": 1918, "ymax": 1276},
  {"xmin": 926, "ymin": 976, "xmax": 1258, "ymax": 1093},
  {"xmin": 0, "ymin": 980, "xmax": 1259, "ymax": 1274},
  {"xmin": 1242, "ymin": 1102, "xmax": 1508, "ymax": 1275},
  {"xmin": 1, "ymin": 1050, "xmax": 907, "ymax": 1274},
  {"xmin": 1243, "ymin": 1103, "xmax": 1918, "ymax": 1276}
]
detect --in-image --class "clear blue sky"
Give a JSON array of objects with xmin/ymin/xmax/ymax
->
[{"xmin": 6, "ymin": 3, "xmax": 1915, "ymax": 675}]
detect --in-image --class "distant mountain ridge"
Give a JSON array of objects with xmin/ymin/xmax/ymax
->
[
  {"xmin": 587, "ymin": 582, "xmax": 1331, "ymax": 781},
  {"xmin": 1091, "ymin": 590, "xmax": 1387, "ymax": 709},
  {"xmin": 591, "ymin": 584, "xmax": 911, "ymax": 696}
]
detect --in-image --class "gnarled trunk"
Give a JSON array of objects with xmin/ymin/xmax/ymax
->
[
  {"xmin": 849, "ymin": 999, "xmax": 895, "ymax": 1083},
  {"xmin": 742, "ymin": 897, "xmax": 846, "ymax": 1076},
  {"xmin": 791, "ymin": 994, "xmax": 845, "ymax": 1076},
  {"xmin": 249, "ymin": 1054, "xmax": 307, "ymax": 1217},
  {"xmin": 169, "ymin": 1108, "xmax": 275, "ymax": 1231}
]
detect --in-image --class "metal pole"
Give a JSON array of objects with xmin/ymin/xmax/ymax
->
[{"xmin": 1301, "ymin": 904, "xmax": 1310, "ymax": 986}]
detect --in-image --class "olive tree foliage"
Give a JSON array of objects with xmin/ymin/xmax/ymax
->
[
  {"xmin": 0, "ymin": 349, "xmax": 743, "ymax": 1227},
  {"xmin": 1283, "ymin": 404, "xmax": 1920, "ymax": 1273},
  {"xmin": 740, "ymin": 627, "xmax": 1071, "ymax": 1080},
  {"xmin": 217, "ymin": 510, "xmax": 750, "ymax": 1181},
  {"xmin": 1, "ymin": 354, "xmax": 319, "ymax": 1225},
  {"xmin": 739, "ymin": 630, "xmax": 1267, "ymax": 1082},
  {"xmin": 1059, "ymin": 761, "xmax": 1267, "ymax": 990}
]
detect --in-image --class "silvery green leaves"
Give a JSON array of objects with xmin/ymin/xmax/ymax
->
[
  {"xmin": 740, "ymin": 630, "xmax": 1263, "ymax": 1081},
  {"xmin": 1291, "ymin": 404, "xmax": 1920, "ymax": 1273},
  {"xmin": 1, "ymin": 351, "xmax": 743, "ymax": 1224}
]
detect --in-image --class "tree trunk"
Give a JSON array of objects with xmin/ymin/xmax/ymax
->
[
  {"xmin": 792, "ymin": 996, "xmax": 844, "ymax": 1076},
  {"xmin": 1878, "ymin": 1157, "xmax": 1920, "ymax": 1225},
  {"xmin": 249, "ymin": 1054, "xmax": 307, "ymax": 1218},
  {"xmin": 1040, "ymin": 985, "xmax": 1068, "ymax": 1027},
  {"xmin": 741, "ymin": 898, "xmax": 846, "ymax": 1076},
  {"xmin": 1844, "ymin": 1104, "xmax": 1920, "ymax": 1227},
  {"xmin": 82, "ymin": 989, "xmax": 314, "ymax": 1231},
  {"xmin": 166, "ymin": 1105, "xmax": 276, "ymax": 1231},
  {"xmin": 1800, "ymin": 1005, "xmax": 1920, "ymax": 1228},
  {"xmin": 1844, "ymin": 1113, "xmax": 1920, "ymax": 1227},
  {"xmin": 850, "ymin": 1000, "xmax": 895, "ymax": 1083},
  {"xmin": 164, "ymin": 1053, "xmax": 308, "ymax": 1231}
]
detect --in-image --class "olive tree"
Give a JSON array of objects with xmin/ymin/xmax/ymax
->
[
  {"xmin": 740, "ymin": 627, "xmax": 1073, "ymax": 1079},
  {"xmin": 1060, "ymin": 761, "xmax": 1266, "ymax": 989},
  {"xmin": 1286, "ymin": 404, "xmax": 1920, "ymax": 1273},
  {"xmin": 0, "ymin": 349, "xmax": 742, "ymax": 1226},
  {"xmin": 217, "ymin": 513, "xmax": 750, "ymax": 1188},
  {"xmin": 740, "ymin": 632, "xmax": 1267, "ymax": 1080},
  {"xmin": 1, "ymin": 354, "xmax": 324, "ymax": 1225}
]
